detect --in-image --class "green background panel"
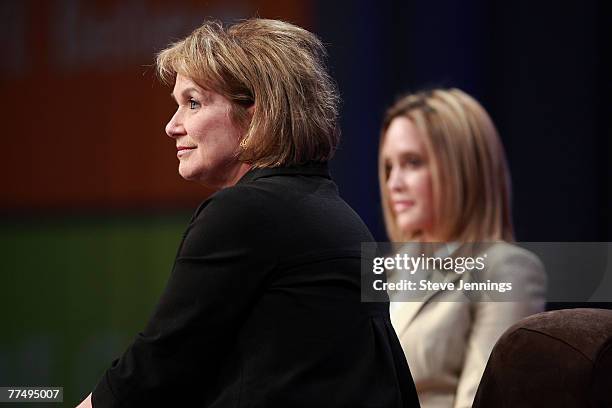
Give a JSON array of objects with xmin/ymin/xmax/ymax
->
[{"xmin": 0, "ymin": 213, "xmax": 191, "ymax": 406}]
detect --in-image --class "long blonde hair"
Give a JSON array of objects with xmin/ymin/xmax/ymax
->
[{"xmin": 379, "ymin": 89, "xmax": 514, "ymax": 242}]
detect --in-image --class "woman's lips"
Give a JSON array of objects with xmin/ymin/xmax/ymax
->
[
  {"xmin": 393, "ymin": 200, "xmax": 415, "ymax": 213},
  {"xmin": 177, "ymin": 146, "xmax": 196, "ymax": 157}
]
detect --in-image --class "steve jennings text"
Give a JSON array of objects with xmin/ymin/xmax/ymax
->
[{"xmin": 373, "ymin": 279, "xmax": 513, "ymax": 293}]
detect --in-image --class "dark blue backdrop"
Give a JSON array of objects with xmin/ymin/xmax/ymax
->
[{"xmin": 315, "ymin": 0, "xmax": 610, "ymax": 243}]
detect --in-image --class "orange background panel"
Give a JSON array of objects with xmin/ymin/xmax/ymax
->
[{"xmin": 1, "ymin": 0, "xmax": 312, "ymax": 210}]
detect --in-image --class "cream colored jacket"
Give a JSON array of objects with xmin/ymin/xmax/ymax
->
[{"xmin": 390, "ymin": 242, "xmax": 546, "ymax": 408}]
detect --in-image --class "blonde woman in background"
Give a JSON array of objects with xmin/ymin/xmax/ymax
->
[{"xmin": 378, "ymin": 89, "xmax": 546, "ymax": 408}]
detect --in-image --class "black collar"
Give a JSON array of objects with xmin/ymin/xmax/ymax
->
[{"xmin": 237, "ymin": 162, "xmax": 331, "ymax": 184}]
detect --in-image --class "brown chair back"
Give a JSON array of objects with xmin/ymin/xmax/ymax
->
[{"xmin": 473, "ymin": 308, "xmax": 612, "ymax": 407}]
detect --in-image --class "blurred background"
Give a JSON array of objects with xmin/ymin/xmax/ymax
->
[{"xmin": 1, "ymin": 0, "xmax": 609, "ymax": 405}]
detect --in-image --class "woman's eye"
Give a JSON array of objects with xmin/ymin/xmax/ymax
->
[
  {"xmin": 400, "ymin": 156, "xmax": 422, "ymax": 168},
  {"xmin": 384, "ymin": 164, "xmax": 392, "ymax": 179},
  {"xmin": 407, "ymin": 158, "xmax": 422, "ymax": 167},
  {"xmin": 189, "ymin": 99, "xmax": 200, "ymax": 109}
]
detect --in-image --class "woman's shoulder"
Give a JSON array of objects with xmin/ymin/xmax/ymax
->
[
  {"xmin": 480, "ymin": 242, "xmax": 547, "ymax": 289},
  {"xmin": 183, "ymin": 184, "xmax": 281, "ymax": 244},
  {"xmin": 178, "ymin": 184, "xmax": 281, "ymax": 255},
  {"xmin": 484, "ymin": 242, "xmax": 543, "ymax": 269},
  {"xmin": 193, "ymin": 183, "xmax": 276, "ymax": 220}
]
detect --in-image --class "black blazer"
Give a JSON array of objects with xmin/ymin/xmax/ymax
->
[{"xmin": 93, "ymin": 162, "xmax": 419, "ymax": 407}]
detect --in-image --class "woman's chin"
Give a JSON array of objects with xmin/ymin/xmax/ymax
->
[
  {"xmin": 177, "ymin": 164, "xmax": 201, "ymax": 182},
  {"xmin": 396, "ymin": 217, "xmax": 419, "ymax": 235},
  {"xmin": 179, "ymin": 168, "xmax": 226, "ymax": 191},
  {"xmin": 178, "ymin": 171, "xmax": 195, "ymax": 182}
]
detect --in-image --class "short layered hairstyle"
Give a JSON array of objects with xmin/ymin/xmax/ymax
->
[
  {"xmin": 156, "ymin": 18, "xmax": 340, "ymax": 167},
  {"xmin": 379, "ymin": 89, "xmax": 514, "ymax": 242}
]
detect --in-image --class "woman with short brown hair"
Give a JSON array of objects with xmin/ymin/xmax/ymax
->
[
  {"xmin": 156, "ymin": 18, "xmax": 341, "ymax": 168},
  {"xmin": 77, "ymin": 18, "xmax": 419, "ymax": 408}
]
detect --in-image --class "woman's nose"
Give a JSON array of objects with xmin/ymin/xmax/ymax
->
[
  {"xmin": 165, "ymin": 112, "xmax": 185, "ymax": 139},
  {"xmin": 387, "ymin": 167, "xmax": 405, "ymax": 191}
]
